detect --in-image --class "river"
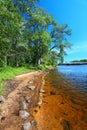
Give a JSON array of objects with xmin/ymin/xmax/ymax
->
[
  {"xmin": 34, "ymin": 65, "xmax": 87, "ymax": 130},
  {"xmin": 43, "ymin": 65, "xmax": 87, "ymax": 129},
  {"xmin": 57, "ymin": 65, "xmax": 87, "ymax": 91}
]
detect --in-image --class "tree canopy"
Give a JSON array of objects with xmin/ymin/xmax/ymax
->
[{"xmin": 0, "ymin": 0, "xmax": 72, "ymax": 67}]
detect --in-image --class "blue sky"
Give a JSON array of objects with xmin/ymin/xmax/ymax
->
[{"xmin": 39, "ymin": 0, "xmax": 87, "ymax": 62}]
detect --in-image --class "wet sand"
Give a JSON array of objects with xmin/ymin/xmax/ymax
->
[{"xmin": 33, "ymin": 71, "xmax": 87, "ymax": 130}]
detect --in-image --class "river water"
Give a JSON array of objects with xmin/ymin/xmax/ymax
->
[
  {"xmin": 57, "ymin": 65, "xmax": 87, "ymax": 91},
  {"xmin": 42, "ymin": 66, "xmax": 87, "ymax": 129}
]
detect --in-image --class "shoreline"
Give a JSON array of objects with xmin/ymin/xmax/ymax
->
[
  {"xmin": 0, "ymin": 70, "xmax": 48, "ymax": 130},
  {"xmin": 32, "ymin": 70, "xmax": 87, "ymax": 130},
  {"xmin": 0, "ymin": 68, "xmax": 87, "ymax": 130}
]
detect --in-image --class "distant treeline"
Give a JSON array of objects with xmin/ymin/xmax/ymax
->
[{"xmin": 72, "ymin": 59, "xmax": 87, "ymax": 62}]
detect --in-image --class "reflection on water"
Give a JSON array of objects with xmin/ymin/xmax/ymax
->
[
  {"xmin": 44, "ymin": 67, "xmax": 87, "ymax": 129},
  {"xmin": 57, "ymin": 65, "xmax": 87, "ymax": 91},
  {"xmin": 45, "ymin": 67, "xmax": 87, "ymax": 110}
]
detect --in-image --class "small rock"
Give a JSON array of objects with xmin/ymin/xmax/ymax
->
[
  {"xmin": 23, "ymin": 122, "xmax": 32, "ymax": 130},
  {"xmin": 34, "ymin": 109, "xmax": 38, "ymax": 113},
  {"xmin": 38, "ymin": 99, "xmax": 42, "ymax": 106},
  {"xmin": 27, "ymin": 86, "xmax": 36, "ymax": 91},
  {"xmin": 50, "ymin": 91, "xmax": 56, "ymax": 95},
  {"xmin": 28, "ymin": 79, "xmax": 34, "ymax": 84},
  {"xmin": 39, "ymin": 89, "xmax": 45, "ymax": 93},
  {"xmin": 60, "ymin": 119, "xmax": 70, "ymax": 130},
  {"xmin": 20, "ymin": 101, "xmax": 27, "ymax": 110},
  {"xmin": 39, "ymin": 93, "xmax": 43, "ymax": 97},
  {"xmin": 0, "ymin": 115, "xmax": 3, "ymax": 121},
  {"xmin": 42, "ymin": 80, "xmax": 45, "ymax": 85},
  {"xmin": 18, "ymin": 89, "xmax": 22, "ymax": 94},
  {"xmin": 25, "ymin": 96, "xmax": 30, "ymax": 103},
  {"xmin": 19, "ymin": 110, "xmax": 30, "ymax": 120},
  {"xmin": 31, "ymin": 120, "xmax": 37, "ymax": 126},
  {"xmin": 0, "ymin": 114, "xmax": 5, "ymax": 121},
  {"xmin": 29, "ymin": 81, "xmax": 33, "ymax": 84},
  {"xmin": 0, "ymin": 96, "xmax": 5, "ymax": 103}
]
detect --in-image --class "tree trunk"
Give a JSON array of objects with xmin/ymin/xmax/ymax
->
[
  {"xmin": 38, "ymin": 58, "xmax": 41, "ymax": 66},
  {"xmin": 15, "ymin": 55, "xmax": 19, "ymax": 67},
  {"xmin": 4, "ymin": 55, "xmax": 7, "ymax": 67},
  {"xmin": 60, "ymin": 56, "xmax": 64, "ymax": 64},
  {"xmin": 35, "ymin": 42, "xmax": 40, "ymax": 66}
]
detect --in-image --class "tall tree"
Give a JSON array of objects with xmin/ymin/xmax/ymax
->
[
  {"xmin": 50, "ymin": 24, "xmax": 71, "ymax": 50},
  {"xmin": 58, "ymin": 40, "xmax": 72, "ymax": 64},
  {"xmin": 49, "ymin": 24, "xmax": 72, "ymax": 63},
  {"xmin": 0, "ymin": 0, "xmax": 21, "ymax": 67},
  {"xmin": 24, "ymin": 7, "xmax": 53, "ymax": 65}
]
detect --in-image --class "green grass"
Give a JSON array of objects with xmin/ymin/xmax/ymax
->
[
  {"xmin": 0, "ymin": 67, "xmax": 31, "ymax": 81},
  {"xmin": 0, "ymin": 65, "xmax": 53, "ymax": 96},
  {"xmin": 35, "ymin": 65, "xmax": 53, "ymax": 70},
  {"xmin": 0, "ymin": 66, "xmax": 34, "ymax": 96},
  {"xmin": 0, "ymin": 82, "xmax": 5, "ymax": 96}
]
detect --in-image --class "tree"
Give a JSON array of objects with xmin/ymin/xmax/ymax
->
[
  {"xmin": 49, "ymin": 23, "xmax": 72, "ymax": 63},
  {"xmin": 0, "ymin": 0, "xmax": 21, "ymax": 67},
  {"xmin": 13, "ymin": 0, "xmax": 40, "ymax": 16},
  {"xmin": 49, "ymin": 51, "xmax": 58, "ymax": 65},
  {"xmin": 24, "ymin": 7, "xmax": 53, "ymax": 65},
  {"xmin": 0, "ymin": 0, "xmax": 72, "ymax": 67},
  {"xmin": 50, "ymin": 24, "xmax": 71, "ymax": 50},
  {"xmin": 58, "ymin": 40, "xmax": 72, "ymax": 64}
]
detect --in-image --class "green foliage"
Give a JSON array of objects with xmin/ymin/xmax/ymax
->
[
  {"xmin": 0, "ymin": 0, "xmax": 22, "ymax": 67},
  {"xmin": 0, "ymin": 0, "xmax": 72, "ymax": 95},
  {"xmin": 58, "ymin": 40, "xmax": 72, "ymax": 64},
  {"xmin": 0, "ymin": 66, "xmax": 35, "ymax": 95},
  {"xmin": 72, "ymin": 59, "xmax": 87, "ymax": 62},
  {"xmin": 0, "ymin": 67, "xmax": 30, "ymax": 81}
]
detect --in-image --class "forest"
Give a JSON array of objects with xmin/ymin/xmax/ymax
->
[{"xmin": 0, "ymin": 0, "xmax": 72, "ymax": 68}]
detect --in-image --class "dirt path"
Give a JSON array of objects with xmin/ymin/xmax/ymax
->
[{"xmin": 0, "ymin": 71, "xmax": 46, "ymax": 130}]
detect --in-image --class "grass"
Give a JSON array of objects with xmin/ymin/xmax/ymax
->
[
  {"xmin": 36, "ymin": 65, "xmax": 53, "ymax": 70},
  {"xmin": 0, "ymin": 82, "xmax": 4, "ymax": 96},
  {"xmin": 0, "ymin": 66, "xmax": 34, "ymax": 96},
  {"xmin": 0, "ymin": 65, "xmax": 53, "ymax": 96},
  {"xmin": 0, "ymin": 67, "xmax": 32, "ymax": 81}
]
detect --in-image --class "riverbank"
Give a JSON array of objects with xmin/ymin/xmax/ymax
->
[
  {"xmin": 0, "ymin": 70, "xmax": 48, "ymax": 130},
  {"xmin": 0, "ymin": 66, "xmax": 53, "ymax": 96},
  {"xmin": 0, "ymin": 68, "xmax": 87, "ymax": 130},
  {"xmin": 32, "ymin": 70, "xmax": 87, "ymax": 130}
]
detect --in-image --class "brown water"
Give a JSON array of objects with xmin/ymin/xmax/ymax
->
[
  {"xmin": 33, "ymin": 68, "xmax": 87, "ymax": 130},
  {"xmin": 47, "ymin": 69, "xmax": 87, "ymax": 106}
]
